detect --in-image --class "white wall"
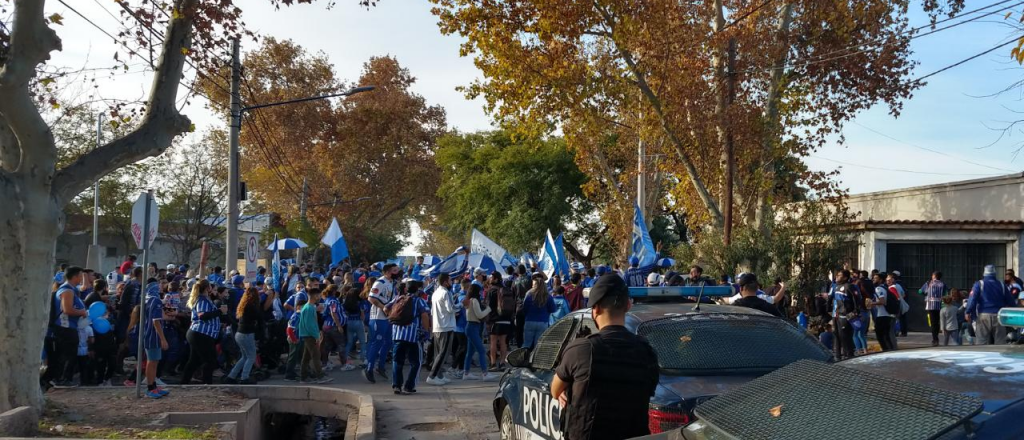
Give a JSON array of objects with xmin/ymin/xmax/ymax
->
[{"xmin": 846, "ymin": 174, "xmax": 1024, "ymax": 222}]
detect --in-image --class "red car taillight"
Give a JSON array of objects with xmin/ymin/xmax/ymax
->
[{"xmin": 648, "ymin": 404, "xmax": 692, "ymax": 434}]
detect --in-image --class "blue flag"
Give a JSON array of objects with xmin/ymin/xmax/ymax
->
[
  {"xmin": 631, "ymin": 202, "xmax": 656, "ymax": 267},
  {"xmin": 320, "ymin": 218, "xmax": 350, "ymax": 267},
  {"xmin": 552, "ymin": 232, "xmax": 570, "ymax": 280},
  {"xmin": 271, "ymin": 233, "xmax": 282, "ymax": 293}
]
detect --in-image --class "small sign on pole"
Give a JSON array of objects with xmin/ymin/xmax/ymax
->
[
  {"xmin": 245, "ymin": 235, "xmax": 258, "ymax": 281},
  {"xmin": 131, "ymin": 193, "xmax": 159, "ymax": 250}
]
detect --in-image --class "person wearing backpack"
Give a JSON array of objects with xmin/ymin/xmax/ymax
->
[
  {"xmin": 388, "ymin": 285, "xmax": 430, "ymax": 395},
  {"xmin": 488, "ymin": 275, "xmax": 515, "ymax": 371},
  {"xmin": 869, "ymin": 272, "xmax": 897, "ymax": 351}
]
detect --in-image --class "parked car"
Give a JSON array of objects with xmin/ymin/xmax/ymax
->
[{"xmin": 493, "ymin": 286, "xmax": 833, "ymax": 440}]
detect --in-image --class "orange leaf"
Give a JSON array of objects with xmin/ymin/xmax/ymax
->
[
  {"xmin": 49, "ymin": 13, "xmax": 63, "ymax": 25},
  {"xmin": 769, "ymin": 404, "xmax": 783, "ymax": 418}
]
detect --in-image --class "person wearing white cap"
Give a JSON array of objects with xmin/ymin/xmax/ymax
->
[
  {"xmin": 965, "ymin": 265, "xmax": 1016, "ymax": 345},
  {"xmin": 646, "ymin": 272, "xmax": 662, "ymax": 287}
]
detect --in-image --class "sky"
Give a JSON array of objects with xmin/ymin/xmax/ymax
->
[{"xmin": 40, "ymin": 0, "xmax": 1024, "ymax": 253}]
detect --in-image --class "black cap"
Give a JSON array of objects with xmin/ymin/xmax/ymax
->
[
  {"xmin": 738, "ymin": 273, "xmax": 759, "ymax": 289},
  {"xmin": 588, "ymin": 274, "xmax": 628, "ymax": 307}
]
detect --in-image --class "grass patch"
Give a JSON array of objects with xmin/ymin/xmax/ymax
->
[{"xmin": 39, "ymin": 421, "xmax": 221, "ymax": 439}]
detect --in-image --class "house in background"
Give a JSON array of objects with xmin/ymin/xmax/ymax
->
[
  {"xmin": 57, "ymin": 213, "xmax": 272, "ymax": 275},
  {"xmin": 844, "ymin": 172, "xmax": 1024, "ymax": 331}
]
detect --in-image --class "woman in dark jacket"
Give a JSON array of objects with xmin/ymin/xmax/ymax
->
[{"xmin": 224, "ymin": 286, "xmax": 262, "ymax": 384}]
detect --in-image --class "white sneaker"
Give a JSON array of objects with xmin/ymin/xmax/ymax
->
[
  {"xmin": 441, "ymin": 376, "xmax": 453, "ymax": 385},
  {"xmin": 155, "ymin": 378, "xmax": 167, "ymax": 386},
  {"xmin": 463, "ymin": 372, "xmax": 481, "ymax": 380},
  {"xmin": 341, "ymin": 364, "xmax": 356, "ymax": 372},
  {"xmin": 426, "ymin": 377, "xmax": 447, "ymax": 386},
  {"xmin": 482, "ymin": 372, "xmax": 499, "ymax": 381}
]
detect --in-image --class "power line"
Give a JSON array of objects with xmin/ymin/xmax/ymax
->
[
  {"xmin": 850, "ymin": 121, "xmax": 1018, "ymax": 173},
  {"xmin": 721, "ymin": 0, "xmax": 774, "ymax": 31},
  {"xmin": 808, "ymin": 154, "xmax": 1006, "ymax": 176},
  {"xmin": 915, "ymin": 38, "xmax": 1019, "ymax": 81},
  {"xmin": 734, "ymin": 0, "xmax": 1024, "ymax": 75}
]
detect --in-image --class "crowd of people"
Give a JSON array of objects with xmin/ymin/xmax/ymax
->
[
  {"xmin": 41, "ymin": 255, "xmax": 604, "ymax": 397},
  {"xmin": 41, "ymin": 251, "xmax": 1024, "ymax": 398}
]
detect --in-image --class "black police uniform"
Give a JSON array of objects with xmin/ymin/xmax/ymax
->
[{"xmin": 555, "ymin": 325, "xmax": 659, "ymax": 439}]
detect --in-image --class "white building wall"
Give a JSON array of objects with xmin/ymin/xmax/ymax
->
[{"xmin": 846, "ymin": 174, "xmax": 1024, "ymax": 223}]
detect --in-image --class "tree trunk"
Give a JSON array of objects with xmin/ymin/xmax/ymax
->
[
  {"xmin": 0, "ymin": 175, "xmax": 61, "ymax": 413},
  {"xmin": 755, "ymin": 2, "xmax": 795, "ymax": 238}
]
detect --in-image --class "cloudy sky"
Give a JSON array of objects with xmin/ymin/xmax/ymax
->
[{"xmin": 40, "ymin": 0, "xmax": 1024, "ymax": 252}]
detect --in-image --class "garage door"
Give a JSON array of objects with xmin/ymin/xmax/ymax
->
[{"xmin": 886, "ymin": 243, "xmax": 1007, "ymax": 332}]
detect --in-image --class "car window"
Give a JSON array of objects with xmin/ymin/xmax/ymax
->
[
  {"xmin": 531, "ymin": 317, "xmax": 577, "ymax": 370},
  {"xmin": 637, "ymin": 314, "xmax": 831, "ymax": 374},
  {"xmin": 577, "ymin": 318, "xmax": 598, "ymax": 339}
]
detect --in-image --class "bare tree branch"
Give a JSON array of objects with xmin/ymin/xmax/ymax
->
[
  {"xmin": 50, "ymin": 0, "xmax": 196, "ymax": 205},
  {"xmin": 0, "ymin": 0, "xmax": 62, "ymax": 180}
]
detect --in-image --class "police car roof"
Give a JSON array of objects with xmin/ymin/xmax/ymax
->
[
  {"xmin": 840, "ymin": 346, "xmax": 1024, "ymax": 413},
  {"xmin": 569, "ymin": 302, "xmax": 772, "ymax": 324}
]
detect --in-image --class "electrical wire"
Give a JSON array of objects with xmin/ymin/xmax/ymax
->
[
  {"xmin": 914, "ymin": 38, "xmax": 1019, "ymax": 81},
  {"xmin": 808, "ymin": 154, "xmax": 1006, "ymax": 176},
  {"xmin": 850, "ymin": 121, "xmax": 1018, "ymax": 173},
  {"xmin": 721, "ymin": 0, "xmax": 774, "ymax": 31}
]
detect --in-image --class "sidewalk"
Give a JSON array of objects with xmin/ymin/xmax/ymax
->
[{"xmin": 261, "ymin": 364, "xmax": 499, "ymax": 440}]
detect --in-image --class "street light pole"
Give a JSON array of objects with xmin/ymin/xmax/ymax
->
[
  {"xmin": 223, "ymin": 37, "xmax": 374, "ymax": 271},
  {"xmin": 227, "ymin": 37, "xmax": 241, "ymax": 273}
]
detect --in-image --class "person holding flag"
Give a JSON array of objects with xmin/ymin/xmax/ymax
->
[{"xmin": 626, "ymin": 241, "xmax": 662, "ymax": 287}]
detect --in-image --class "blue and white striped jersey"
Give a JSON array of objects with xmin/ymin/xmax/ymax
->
[
  {"xmin": 391, "ymin": 296, "xmax": 429, "ymax": 343},
  {"xmin": 189, "ymin": 296, "xmax": 220, "ymax": 338}
]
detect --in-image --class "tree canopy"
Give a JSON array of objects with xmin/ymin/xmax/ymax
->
[{"xmin": 430, "ymin": 131, "xmax": 588, "ymax": 255}]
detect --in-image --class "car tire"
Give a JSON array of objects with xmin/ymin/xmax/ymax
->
[{"xmin": 500, "ymin": 403, "xmax": 518, "ymax": 440}]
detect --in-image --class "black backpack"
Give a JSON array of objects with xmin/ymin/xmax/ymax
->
[
  {"xmin": 498, "ymin": 287, "xmax": 517, "ymax": 317},
  {"xmin": 386, "ymin": 295, "xmax": 415, "ymax": 326},
  {"xmin": 884, "ymin": 288, "xmax": 901, "ymax": 316},
  {"xmin": 342, "ymin": 291, "xmax": 360, "ymax": 314}
]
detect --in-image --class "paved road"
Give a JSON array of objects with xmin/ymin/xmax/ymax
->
[{"xmin": 262, "ymin": 365, "xmax": 499, "ymax": 440}]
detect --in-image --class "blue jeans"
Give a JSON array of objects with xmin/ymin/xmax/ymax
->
[
  {"xmin": 463, "ymin": 322, "xmax": 488, "ymax": 372},
  {"xmin": 229, "ymin": 332, "xmax": 256, "ymax": 380},
  {"xmin": 392, "ymin": 341, "xmax": 421, "ymax": 391},
  {"xmin": 523, "ymin": 321, "xmax": 549, "ymax": 349},
  {"xmin": 853, "ymin": 315, "xmax": 868, "ymax": 351},
  {"xmin": 345, "ymin": 317, "xmax": 366, "ymax": 361},
  {"xmin": 366, "ymin": 319, "xmax": 392, "ymax": 371}
]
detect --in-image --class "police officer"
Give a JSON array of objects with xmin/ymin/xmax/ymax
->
[{"xmin": 551, "ymin": 274, "xmax": 659, "ymax": 440}]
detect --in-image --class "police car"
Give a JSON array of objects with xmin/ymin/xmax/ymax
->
[
  {"xmin": 654, "ymin": 308, "xmax": 1024, "ymax": 440},
  {"xmin": 493, "ymin": 286, "xmax": 833, "ymax": 440}
]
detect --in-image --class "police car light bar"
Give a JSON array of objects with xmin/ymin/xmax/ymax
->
[
  {"xmin": 998, "ymin": 307, "xmax": 1024, "ymax": 328},
  {"xmin": 628, "ymin": 286, "xmax": 736, "ymax": 298}
]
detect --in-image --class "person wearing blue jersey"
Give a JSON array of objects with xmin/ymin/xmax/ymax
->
[
  {"xmin": 207, "ymin": 266, "xmax": 225, "ymax": 287},
  {"xmin": 582, "ymin": 267, "xmax": 597, "ymax": 288},
  {"xmin": 52, "ymin": 267, "xmax": 88, "ymax": 386},
  {"xmin": 142, "ymin": 280, "xmax": 170, "ymax": 398},
  {"xmin": 227, "ymin": 275, "xmax": 245, "ymax": 321},
  {"xmin": 522, "ymin": 275, "xmax": 557, "ymax": 349},
  {"xmin": 390, "ymin": 288, "xmax": 431, "ymax": 394},
  {"xmin": 625, "ymin": 242, "xmax": 662, "ymax": 287},
  {"xmin": 319, "ymin": 285, "xmax": 350, "ymax": 372},
  {"xmin": 550, "ymin": 286, "xmax": 571, "ymax": 325},
  {"xmin": 364, "ymin": 265, "xmax": 400, "ymax": 383},
  {"xmin": 54, "ymin": 263, "xmax": 68, "ymax": 284},
  {"xmin": 408, "ymin": 256, "xmax": 426, "ymax": 282},
  {"xmin": 283, "ymin": 293, "xmax": 304, "ymax": 381},
  {"xmin": 180, "ymin": 280, "xmax": 226, "ymax": 384}
]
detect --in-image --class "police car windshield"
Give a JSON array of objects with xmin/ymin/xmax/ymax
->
[{"xmin": 638, "ymin": 313, "xmax": 831, "ymax": 375}]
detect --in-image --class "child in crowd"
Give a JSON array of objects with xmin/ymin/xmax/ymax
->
[
  {"xmin": 549, "ymin": 286, "xmax": 571, "ymax": 325},
  {"xmin": 299, "ymin": 288, "xmax": 332, "ymax": 384},
  {"xmin": 939, "ymin": 296, "xmax": 962, "ymax": 346},
  {"xmin": 818, "ymin": 322, "xmax": 834, "ymax": 351}
]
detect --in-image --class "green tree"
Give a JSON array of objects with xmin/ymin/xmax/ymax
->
[{"xmin": 433, "ymin": 131, "xmax": 589, "ymax": 256}]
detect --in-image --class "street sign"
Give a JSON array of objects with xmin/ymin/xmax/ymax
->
[
  {"xmin": 130, "ymin": 192, "xmax": 159, "ymax": 250},
  {"xmin": 245, "ymin": 235, "xmax": 258, "ymax": 281}
]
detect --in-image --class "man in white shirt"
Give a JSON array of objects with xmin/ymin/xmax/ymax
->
[{"xmin": 428, "ymin": 273, "xmax": 459, "ymax": 385}]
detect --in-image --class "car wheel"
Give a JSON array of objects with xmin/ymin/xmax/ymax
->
[{"xmin": 500, "ymin": 403, "xmax": 517, "ymax": 440}]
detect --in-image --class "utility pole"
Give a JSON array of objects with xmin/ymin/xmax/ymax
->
[
  {"xmin": 226, "ymin": 37, "xmax": 241, "ymax": 274},
  {"xmin": 297, "ymin": 177, "xmax": 308, "ymax": 263},
  {"xmin": 86, "ymin": 114, "xmax": 104, "ymax": 273},
  {"xmin": 637, "ymin": 137, "xmax": 645, "ymax": 219},
  {"xmin": 723, "ymin": 37, "xmax": 737, "ymax": 246}
]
